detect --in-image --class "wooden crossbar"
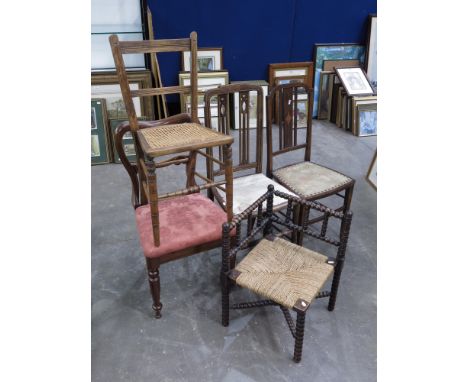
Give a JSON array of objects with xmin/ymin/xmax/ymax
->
[
  {"xmin": 118, "ymin": 38, "xmax": 191, "ymax": 54},
  {"xmin": 195, "ymin": 149, "xmax": 225, "ymax": 166}
]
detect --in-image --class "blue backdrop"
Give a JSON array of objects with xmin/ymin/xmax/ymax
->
[{"xmin": 148, "ymin": 0, "xmax": 376, "ymax": 104}]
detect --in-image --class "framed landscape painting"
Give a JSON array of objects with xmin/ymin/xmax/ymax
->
[
  {"xmin": 182, "ymin": 48, "xmax": 223, "ymax": 71},
  {"xmin": 312, "ymin": 43, "xmax": 366, "ymax": 117}
]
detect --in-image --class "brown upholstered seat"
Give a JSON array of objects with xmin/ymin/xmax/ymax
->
[
  {"xmin": 273, "ymin": 162, "xmax": 354, "ymax": 199},
  {"xmin": 137, "ymin": 123, "xmax": 233, "ymax": 157},
  {"xmin": 232, "ymin": 237, "xmax": 334, "ymax": 309}
]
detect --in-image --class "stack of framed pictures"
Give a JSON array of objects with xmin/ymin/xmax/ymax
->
[
  {"xmin": 91, "ymin": 99, "xmax": 112, "ymax": 165},
  {"xmin": 178, "ymin": 70, "xmax": 229, "ymax": 129},
  {"xmin": 91, "ymin": 70, "xmax": 154, "ymax": 163},
  {"xmin": 230, "ymin": 80, "xmax": 268, "ymax": 129},
  {"xmin": 312, "ymin": 43, "xmax": 366, "ymax": 118}
]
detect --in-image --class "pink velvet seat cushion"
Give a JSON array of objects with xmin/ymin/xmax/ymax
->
[{"xmin": 135, "ymin": 193, "xmax": 229, "ymax": 258}]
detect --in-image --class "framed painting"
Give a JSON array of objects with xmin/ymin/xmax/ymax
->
[
  {"xmin": 366, "ymin": 150, "xmax": 377, "ymax": 190},
  {"xmin": 268, "ymin": 62, "xmax": 314, "ymax": 90},
  {"xmin": 365, "ymin": 14, "xmax": 377, "ymax": 88},
  {"xmin": 356, "ymin": 103, "xmax": 377, "ymax": 137},
  {"xmin": 336, "ymin": 67, "xmax": 374, "ymax": 96},
  {"xmin": 91, "ymin": 70, "xmax": 154, "ymax": 120},
  {"xmin": 351, "ymin": 96, "xmax": 377, "ymax": 135},
  {"xmin": 182, "ymin": 48, "xmax": 223, "ymax": 71},
  {"xmin": 231, "ymin": 80, "xmax": 268, "ymax": 129},
  {"xmin": 317, "ymin": 71, "xmax": 334, "ymax": 120},
  {"xmin": 91, "ymin": 99, "xmax": 111, "ymax": 165},
  {"xmin": 312, "ymin": 43, "xmax": 366, "ymax": 117},
  {"xmin": 110, "ymin": 119, "xmax": 139, "ymax": 163},
  {"xmin": 323, "ymin": 59, "xmax": 361, "ymax": 71}
]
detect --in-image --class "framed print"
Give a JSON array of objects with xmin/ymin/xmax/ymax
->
[
  {"xmin": 295, "ymin": 96, "xmax": 309, "ymax": 128},
  {"xmin": 91, "ymin": 70, "xmax": 154, "ymax": 120},
  {"xmin": 336, "ymin": 67, "xmax": 374, "ymax": 96},
  {"xmin": 110, "ymin": 117, "xmax": 148, "ymax": 163},
  {"xmin": 356, "ymin": 103, "xmax": 377, "ymax": 136},
  {"xmin": 317, "ymin": 71, "xmax": 334, "ymax": 120},
  {"xmin": 351, "ymin": 96, "xmax": 377, "ymax": 134},
  {"xmin": 365, "ymin": 14, "xmax": 377, "ymax": 88},
  {"xmin": 366, "ymin": 150, "xmax": 377, "ymax": 190},
  {"xmin": 232, "ymin": 80, "xmax": 268, "ymax": 129},
  {"xmin": 268, "ymin": 62, "xmax": 314, "ymax": 90},
  {"xmin": 312, "ymin": 43, "xmax": 366, "ymax": 117},
  {"xmin": 91, "ymin": 99, "xmax": 111, "ymax": 165},
  {"xmin": 182, "ymin": 48, "xmax": 223, "ymax": 71},
  {"xmin": 323, "ymin": 59, "xmax": 361, "ymax": 71}
]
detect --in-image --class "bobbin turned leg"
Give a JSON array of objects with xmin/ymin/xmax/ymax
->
[
  {"xmin": 293, "ymin": 311, "xmax": 306, "ymax": 363},
  {"xmin": 146, "ymin": 259, "xmax": 162, "ymax": 318}
]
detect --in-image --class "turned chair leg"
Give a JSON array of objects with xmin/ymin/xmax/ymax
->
[
  {"xmin": 293, "ymin": 311, "xmax": 306, "ymax": 363},
  {"xmin": 146, "ymin": 259, "xmax": 162, "ymax": 318},
  {"xmin": 328, "ymin": 260, "xmax": 344, "ymax": 311},
  {"xmin": 343, "ymin": 184, "xmax": 354, "ymax": 213},
  {"xmin": 221, "ymin": 273, "xmax": 230, "ymax": 327}
]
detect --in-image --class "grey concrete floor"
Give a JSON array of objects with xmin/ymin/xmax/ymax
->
[{"xmin": 92, "ymin": 120, "xmax": 376, "ymax": 382}]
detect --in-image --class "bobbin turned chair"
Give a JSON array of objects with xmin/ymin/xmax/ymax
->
[
  {"xmin": 266, "ymin": 83, "xmax": 355, "ymax": 243},
  {"xmin": 109, "ymin": 32, "xmax": 234, "ymax": 318},
  {"xmin": 221, "ymin": 185, "xmax": 353, "ymax": 363},
  {"xmin": 203, "ymin": 84, "xmax": 297, "ymax": 229}
]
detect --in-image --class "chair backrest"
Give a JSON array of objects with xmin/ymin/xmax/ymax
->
[
  {"xmin": 266, "ymin": 83, "xmax": 313, "ymax": 178},
  {"xmin": 109, "ymin": 32, "xmax": 199, "ymax": 131},
  {"xmin": 204, "ymin": 84, "xmax": 264, "ymax": 178}
]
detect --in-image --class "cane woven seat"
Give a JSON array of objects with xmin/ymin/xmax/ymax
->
[
  {"xmin": 137, "ymin": 123, "xmax": 234, "ymax": 157},
  {"xmin": 232, "ymin": 237, "xmax": 334, "ymax": 309},
  {"xmin": 273, "ymin": 162, "xmax": 354, "ymax": 199}
]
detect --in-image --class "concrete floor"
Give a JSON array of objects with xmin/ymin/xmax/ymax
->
[{"xmin": 92, "ymin": 120, "xmax": 376, "ymax": 382}]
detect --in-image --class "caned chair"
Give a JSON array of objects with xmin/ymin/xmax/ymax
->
[
  {"xmin": 221, "ymin": 185, "xmax": 353, "ymax": 362},
  {"xmin": 266, "ymin": 83, "xmax": 355, "ymax": 243},
  {"xmin": 203, "ymin": 84, "xmax": 297, "ymax": 227},
  {"xmin": 109, "ymin": 32, "xmax": 234, "ymax": 318}
]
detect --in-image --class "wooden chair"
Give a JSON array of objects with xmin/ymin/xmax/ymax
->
[
  {"xmin": 109, "ymin": 32, "xmax": 234, "ymax": 319},
  {"xmin": 221, "ymin": 185, "xmax": 353, "ymax": 363},
  {"xmin": 266, "ymin": 83, "xmax": 355, "ymax": 242},
  {"xmin": 203, "ymin": 84, "xmax": 297, "ymax": 226}
]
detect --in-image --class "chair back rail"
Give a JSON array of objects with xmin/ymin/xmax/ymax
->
[{"xmin": 266, "ymin": 83, "xmax": 314, "ymax": 177}]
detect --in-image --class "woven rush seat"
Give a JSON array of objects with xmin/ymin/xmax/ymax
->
[
  {"xmin": 273, "ymin": 162, "xmax": 354, "ymax": 199},
  {"xmin": 137, "ymin": 122, "xmax": 233, "ymax": 157},
  {"xmin": 218, "ymin": 173, "xmax": 297, "ymax": 215},
  {"xmin": 232, "ymin": 237, "xmax": 334, "ymax": 309}
]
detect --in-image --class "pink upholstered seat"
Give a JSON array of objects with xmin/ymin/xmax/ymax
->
[{"xmin": 135, "ymin": 193, "xmax": 228, "ymax": 258}]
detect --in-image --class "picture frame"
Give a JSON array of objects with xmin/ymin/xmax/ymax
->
[
  {"xmin": 365, "ymin": 14, "xmax": 377, "ymax": 88},
  {"xmin": 366, "ymin": 150, "xmax": 377, "ymax": 190},
  {"xmin": 91, "ymin": 70, "xmax": 154, "ymax": 120},
  {"xmin": 179, "ymin": 71, "xmax": 229, "ymax": 127},
  {"xmin": 312, "ymin": 43, "xmax": 366, "ymax": 117},
  {"xmin": 323, "ymin": 59, "xmax": 361, "ymax": 72},
  {"xmin": 268, "ymin": 62, "xmax": 314, "ymax": 90},
  {"xmin": 231, "ymin": 80, "xmax": 268, "ymax": 129},
  {"xmin": 181, "ymin": 48, "xmax": 224, "ymax": 71},
  {"xmin": 91, "ymin": 99, "xmax": 112, "ymax": 165},
  {"xmin": 351, "ymin": 96, "xmax": 377, "ymax": 135},
  {"xmin": 335, "ymin": 67, "xmax": 374, "ymax": 96},
  {"xmin": 356, "ymin": 103, "xmax": 377, "ymax": 137},
  {"xmin": 110, "ymin": 117, "xmax": 149, "ymax": 163},
  {"xmin": 317, "ymin": 71, "xmax": 334, "ymax": 120}
]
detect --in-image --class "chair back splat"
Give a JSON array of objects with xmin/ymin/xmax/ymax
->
[{"xmin": 266, "ymin": 83, "xmax": 313, "ymax": 177}]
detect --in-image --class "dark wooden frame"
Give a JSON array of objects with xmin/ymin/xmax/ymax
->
[
  {"xmin": 110, "ymin": 33, "xmax": 235, "ymax": 319},
  {"xmin": 181, "ymin": 47, "xmax": 224, "ymax": 71},
  {"xmin": 322, "ymin": 59, "xmax": 361, "ymax": 71},
  {"xmin": 221, "ymin": 186, "xmax": 353, "ymax": 362},
  {"xmin": 266, "ymin": 82, "xmax": 355, "ymax": 243}
]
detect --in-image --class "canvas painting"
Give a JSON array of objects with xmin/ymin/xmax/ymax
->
[
  {"xmin": 312, "ymin": 44, "xmax": 366, "ymax": 117},
  {"xmin": 358, "ymin": 108, "xmax": 377, "ymax": 136}
]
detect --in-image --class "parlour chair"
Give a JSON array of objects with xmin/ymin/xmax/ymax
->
[
  {"xmin": 203, "ymin": 84, "xmax": 297, "ymax": 232},
  {"xmin": 110, "ymin": 32, "xmax": 234, "ymax": 318},
  {"xmin": 266, "ymin": 83, "xmax": 355, "ymax": 243},
  {"xmin": 221, "ymin": 185, "xmax": 353, "ymax": 363}
]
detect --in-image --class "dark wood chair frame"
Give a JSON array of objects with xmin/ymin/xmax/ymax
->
[
  {"xmin": 266, "ymin": 82, "xmax": 355, "ymax": 243},
  {"xmin": 221, "ymin": 185, "xmax": 353, "ymax": 363},
  {"xmin": 110, "ymin": 32, "xmax": 234, "ymax": 318}
]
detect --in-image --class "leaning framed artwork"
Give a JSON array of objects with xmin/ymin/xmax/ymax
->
[
  {"xmin": 91, "ymin": 70, "xmax": 154, "ymax": 120},
  {"xmin": 365, "ymin": 14, "xmax": 377, "ymax": 88},
  {"xmin": 312, "ymin": 43, "xmax": 366, "ymax": 117},
  {"xmin": 91, "ymin": 99, "xmax": 112, "ymax": 165},
  {"xmin": 181, "ymin": 48, "xmax": 223, "ymax": 71},
  {"xmin": 356, "ymin": 103, "xmax": 377, "ymax": 137},
  {"xmin": 366, "ymin": 150, "xmax": 377, "ymax": 190},
  {"xmin": 268, "ymin": 62, "xmax": 314, "ymax": 90},
  {"xmin": 335, "ymin": 67, "xmax": 374, "ymax": 96}
]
